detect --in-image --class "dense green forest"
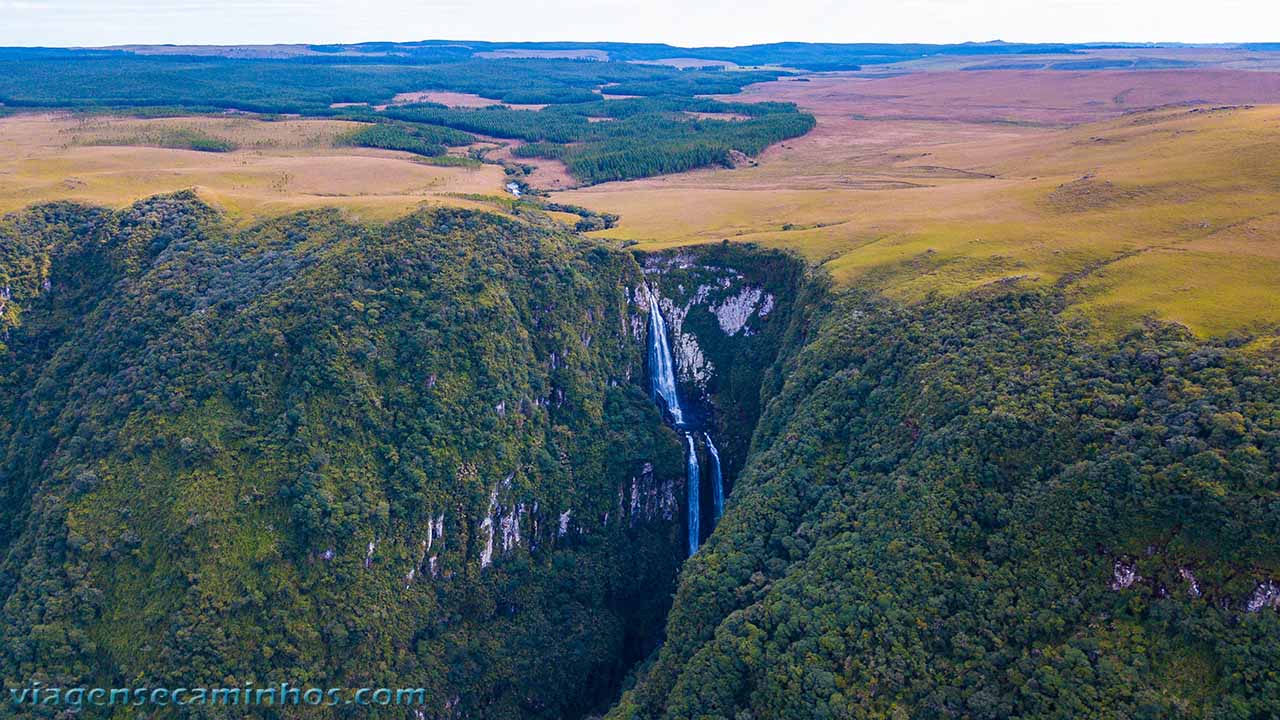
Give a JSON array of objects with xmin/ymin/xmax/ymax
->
[
  {"xmin": 0, "ymin": 55, "xmax": 780, "ymax": 113},
  {"xmin": 336, "ymin": 122, "xmax": 476, "ymax": 157},
  {"xmin": 639, "ymin": 244, "xmax": 820, "ymax": 484},
  {"xmin": 0, "ymin": 51, "xmax": 813, "ymax": 183},
  {"xmin": 1, "ymin": 190, "xmax": 1278, "ymax": 717},
  {"xmin": 378, "ymin": 97, "xmax": 814, "ymax": 183},
  {"xmin": 0, "ymin": 195, "xmax": 692, "ymax": 718},
  {"xmin": 516, "ymin": 112, "xmax": 814, "ymax": 184},
  {"xmin": 612, "ymin": 284, "xmax": 1280, "ymax": 719},
  {"xmin": 0, "ymin": 41, "xmax": 1143, "ymax": 71}
]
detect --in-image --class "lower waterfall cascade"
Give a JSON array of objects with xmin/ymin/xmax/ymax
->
[
  {"xmin": 684, "ymin": 433, "xmax": 700, "ymax": 555},
  {"xmin": 705, "ymin": 433, "xmax": 723, "ymax": 524}
]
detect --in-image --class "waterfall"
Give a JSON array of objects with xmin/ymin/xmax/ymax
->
[
  {"xmin": 705, "ymin": 433, "xmax": 723, "ymax": 523},
  {"xmin": 647, "ymin": 289, "xmax": 685, "ymax": 427},
  {"xmin": 685, "ymin": 433, "xmax": 700, "ymax": 556},
  {"xmin": 648, "ymin": 284, "xmax": 707, "ymax": 557}
]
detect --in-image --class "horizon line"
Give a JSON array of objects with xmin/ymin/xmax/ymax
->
[{"xmin": 2, "ymin": 38, "xmax": 1278, "ymax": 52}]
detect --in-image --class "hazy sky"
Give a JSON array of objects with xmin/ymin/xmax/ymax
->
[{"xmin": 1, "ymin": 0, "xmax": 1276, "ymax": 48}]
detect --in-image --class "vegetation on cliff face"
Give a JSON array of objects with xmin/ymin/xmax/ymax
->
[
  {"xmin": 0, "ymin": 194, "xmax": 687, "ymax": 718},
  {"xmin": 640, "ymin": 243, "xmax": 822, "ymax": 483},
  {"xmin": 613, "ymin": 287, "xmax": 1280, "ymax": 719},
  {"xmin": 3, "ymin": 191, "xmax": 1279, "ymax": 720}
]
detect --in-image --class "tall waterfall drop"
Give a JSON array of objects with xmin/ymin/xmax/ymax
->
[
  {"xmin": 685, "ymin": 433, "xmax": 700, "ymax": 555},
  {"xmin": 705, "ymin": 433, "xmax": 724, "ymax": 523},
  {"xmin": 647, "ymin": 289, "xmax": 685, "ymax": 427},
  {"xmin": 647, "ymin": 284, "xmax": 717, "ymax": 557}
]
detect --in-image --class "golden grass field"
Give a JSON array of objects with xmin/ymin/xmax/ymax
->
[
  {"xmin": 0, "ymin": 113, "xmax": 513, "ymax": 222},
  {"xmin": 1, "ymin": 68, "xmax": 1278, "ymax": 341},
  {"xmin": 555, "ymin": 76, "xmax": 1280, "ymax": 340}
]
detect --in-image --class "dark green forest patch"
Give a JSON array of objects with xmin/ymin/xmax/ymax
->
[
  {"xmin": 614, "ymin": 286, "xmax": 1280, "ymax": 720},
  {"xmin": 336, "ymin": 122, "xmax": 475, "ymax": 157}
]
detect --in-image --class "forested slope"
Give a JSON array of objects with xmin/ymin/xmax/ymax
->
[
  {"xmin": 3, "ymin": 191, "xmax": 1278, "ymax": 719},
  {"xmin": 613, "ymin": 288, "xmax": 1280, "ymax": 719},
  {"xmin": 0, "ymin": 194, "xmax": 688, "ymax": 718}
]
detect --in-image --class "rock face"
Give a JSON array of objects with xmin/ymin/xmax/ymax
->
[
  {"xmin": 1246, "ymin": 581, "xmax": 1280, "ymax": 613},
  {"xmin": 637, "ymin": 244, "xmax": 809, "ymax": 487},
  {"xmin": 642, "ymin": 255, "xmax": 774, "ymax": 397},
  {"xmin": 1104, "ymin": 551, "xmax": 1280, "ymax": 615},
  {"xmin": 1110, "ymin": 557, "xmax": 1141, "ymax": 590},
  {"xmin": 1180, "ymin": 567, "xmax": 1202, "ymax": 597},
  {"xmin": 473, "ymin": 463, "xmax": 675, "ymax": 570},
  {"xmin": 637, "ymin": 245, "xmax": 810, "ymax": 566},
  {"xmin": 640, "ymin": 251, "xmax": 782, "ymax": 400},
  {"xmin": 625, "ymin": 461, "xmax": 678, "ymax": 526},
  {"xmin": 711, "ymin": 286, "xmax": 773, "ymax": 336}
]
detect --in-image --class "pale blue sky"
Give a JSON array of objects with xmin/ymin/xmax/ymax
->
[{"xmin": 1, "ymin": 0, "xmax": 1276, "ymax": 48}]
